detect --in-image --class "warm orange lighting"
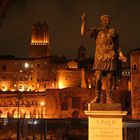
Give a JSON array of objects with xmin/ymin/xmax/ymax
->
[
  {"xmin": 31, "ymin": 23, "xmax": 49, "ymax": 45},
  {"xmin": 24, "ymin": 62, "xmax": 29, "ymax": 68},
  {"xmin": 40, "ymin": 101, "xmax": 45, "ymax": 106},
  {"xmin": 52, "ymin": 83, "xmax": 55, "ymax": 87},
  {"xmin": 58, "ymin": 80, "xmax": 65, "ymax": 89},
  {"xmin": 10, "ymin": 89, "xmax": 16, "ymax": 92},
  {"xmin": 68, "ymin": 61, "xmax": 78, "ymax": 68},
  {"xmin": 31, "ymin": 39, "xmax": 49, "ymax": 44},
  {"xmin": 1, "ymin": 83, "xmax": 8, "ymax": 91},
  {"xmin": 1, "ymin": 83, "xmax": 5, "ymax": 90},
  {"xmin": 18, "ymin": 84, "xmax": 24, "ymax": 92},
  {"xmin": 88, "ymin": 84, "xmax": 91, "ymax": 88},
  {"xmin": 128, "ymin": 80, "xmax": 131, "ymax": 91}
]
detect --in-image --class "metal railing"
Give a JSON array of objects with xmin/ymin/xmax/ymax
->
[{"xmin": 0, "ymin": 118, "xmax": 139, "ymax": 140}]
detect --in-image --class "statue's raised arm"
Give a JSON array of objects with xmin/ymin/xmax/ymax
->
[
  {"xmin": 81, "ymin": 11, "xmax": 97, "ymax": 37},
  {"xmin": 81, "ymin": 11, "xmax": 87, "ymax": 35}
]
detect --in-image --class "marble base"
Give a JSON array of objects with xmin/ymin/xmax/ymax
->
[{"xmin": 85, "ymin": 103, "xmax": 127, "ymax": 140}]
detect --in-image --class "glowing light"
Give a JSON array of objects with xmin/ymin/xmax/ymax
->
[
  {"xmin": 31, "ymin": 36, "xmax": 49, "ymax": 45},
  {"xmin": 24, "ymin": 62, "xmax": 29, "ymax": 68},
  {"xmin": 1, "ymin": 83, "xmax": 5, "ymax": 89},
  {"xmin": 128, "ymin": 80, "xmax": 131, "ymax": 91},
  {"xmin": 68, "ymin": 61, "xmax": 78, "ymax": 68},
  {"xmin": 1, "ymin": 83, "xmax": 8, "ymax": 91},
  {"xmin": 88, "ymin": 84, "xmax": 91, "ymax": 88},
  {"xmin": 10, "ymin": 89, "xmax": 16, "ymax": 92},
  {"xmin": 30, "ymin": 42, "xmax": 48, "ymax": 45},
  {"xmin": 3, "ymin": 119, "xmax": 8, "ymax": 126},
  {"xmin": 34, "ymin": 120, "xmax": 38, "ymax": 125},
  {"xmin": 52, "ymin": 83, "xmax": 55, "ymax": 87},
  {"xmin": 37, "ymin": 84, "xmax": 39, "ymax": 88},
  {"xmin": 18, "ymin": 84, "xmax": 24, "ymax": 92},
  {"xmin": 58, "ymin": 81, "xmax": 65, "ymax": 89},
  {"xmin": 13, "ymin": 84, "xmax": 17, "ymax": 89},
  {"xmin": 40, "ymin": 101, "xmax": 45, "ymax": 106}
]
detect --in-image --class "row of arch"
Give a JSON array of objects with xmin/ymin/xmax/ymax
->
[
  {"xmin": 0, "ymin": 98, "xmax": 45, "ymax": 107},
  {"xmin": 0, "ymin": 107, "xmax": 46, "ymax": 118}
]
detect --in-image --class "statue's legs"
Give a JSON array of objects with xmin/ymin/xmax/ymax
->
[
  {"xmin": 106, "ymin": 72, "xmax": 113, "ymax": 104},
  {"xmin": 91, "ymin": 71, "xmax": 102, "ymax": 103}
]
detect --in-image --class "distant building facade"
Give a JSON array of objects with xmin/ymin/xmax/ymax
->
[
  {"xmin": 0, "ymin": 56, "xmax": 57, "ymax": 91},
  {"xmin": 0, "ymin": 87, "xmax": 124, "ymax": 119},
  {"xmin": 131, "ymin": 49, "xmax": 140, "ymax": 118},
  {"xmin": 29, "ymin": 22, "xmax": 50, "ymax": 58},
  {"xmin": 0, "ymin": 22, "xmax": 132, "ymax": 119},
  {"xmin": 0, "ymin": 23, "xmax": 89, "ymax": 92}
]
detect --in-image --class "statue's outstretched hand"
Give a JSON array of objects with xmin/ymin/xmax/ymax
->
[
  {"xmin": 81, "ymin": 11, "xmax": 87, "ymax": 21},
  {"xmin": 119, "ymin": 52, "xmax": 127, "ymax": 63}
]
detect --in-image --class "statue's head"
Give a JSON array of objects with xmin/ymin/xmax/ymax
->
[{"xmin": 100, "ymin": 15, "xmax": 111, "ymax": 28}]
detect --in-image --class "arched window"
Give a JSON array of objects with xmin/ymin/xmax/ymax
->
[{"xmin": 133, "ymin": 64, "xmax": 137, "ymax": 70}]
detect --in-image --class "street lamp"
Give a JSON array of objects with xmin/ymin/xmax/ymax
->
[
  {"xmin": 40, "ymin": 100, "xmax": 46, "ymax": 140},
  {"xmin": 40, "ymin": 101, "xmax": 45, "ymax": 118},
  {"xmin": 16, "ymin": 93, "xmax": 21, "ymax": 140},
  {"xmin": 40, "ymin": 101, "xmax": 45, "ymax": 107},
  {"xmin": 24, "ymin": 62, "xmax": 29, "ymax": 68}
]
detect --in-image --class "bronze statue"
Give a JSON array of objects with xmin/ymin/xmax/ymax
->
[{"xmin": 81, "ymin": 12, "xmax": 127, "ymax": 103}]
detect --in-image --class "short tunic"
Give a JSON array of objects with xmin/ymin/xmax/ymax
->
[{"xmin": 93, "ymin": 28, "xmax": 119, "ymax": 71}]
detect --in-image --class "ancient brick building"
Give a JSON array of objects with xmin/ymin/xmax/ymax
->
[
  {"xmin": 29, "ymin": 22, "xmax": 50, "ymax": 58},
  {"xmin": 0, "ymin": 22, "xmax": 131, "ymax": 119},
  {"xmin": 131, "ymin": 49, "xmax": 140, "ymax": 118}
]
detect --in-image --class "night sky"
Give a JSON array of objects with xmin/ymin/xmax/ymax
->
[{"xmin": 0, "ymin": 0, "xmax": 140, "ymax": 58}]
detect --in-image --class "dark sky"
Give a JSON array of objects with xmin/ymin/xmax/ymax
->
[{"xmin": 0, "ymin": 0, "xmax": 140, "ymax": 58}]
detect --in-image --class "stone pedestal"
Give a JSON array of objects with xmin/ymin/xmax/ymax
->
[{"xmin": 85, "ymin": 103, "xmax": 127, "ymax": 140}]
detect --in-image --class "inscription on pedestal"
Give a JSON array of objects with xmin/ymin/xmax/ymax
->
[{"xmin": 89, "ymin": 117, "xmax": 122, "ymax": 140}]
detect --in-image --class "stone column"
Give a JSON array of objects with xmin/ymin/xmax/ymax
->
[{"xmin": 81, "ymin": 68, "xmax": 87, "ymax": 88}]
